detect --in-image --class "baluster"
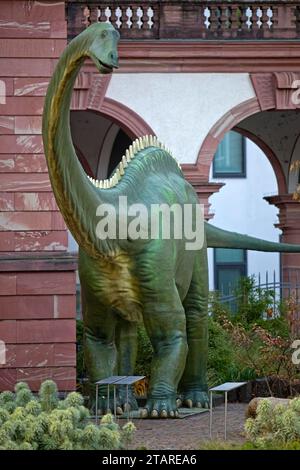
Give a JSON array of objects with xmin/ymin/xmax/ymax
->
[
  {"xmin": 241, "ymin": 5, "xmax": 252, "ymax": 32},
  {"xmin": 141, "ymin": 6, "xmax": 148, "ymax": 30},
  {"xmin": 216, "ymin": 6, "xmax": 222, "ymax": 30},
  {"xmin": 226, "ymin": 7, "xmax": 232, "ymax": 30},
  {"xmin": 109, "ymin": 6, "xmax": 117, "ymax": 28},
  {"xmin": 88, "ymin": 5, "xmax": 98, "ymax": 24},
  {"xmin": 82, "ymin": 5, "xmax": 91, "ymax": 28},
  {"xmin": 261, "ymin": 5, "xmax": 270, "ymax": 31},
  {"xmin": 126, "ymin": 6, "xmax": 133, "ymax": 29},
  {"xmin": 115, "ymin": 6, "xmax": 122, "ymax": 29},
  {"xmin": 203, "ymin": 6, "xmax": 211, "ymax": 30},
  {"xmin": 241, "ymin": 5, "xmax": 249, "ymax": 32},
  {"xmin": 251, "ymin": 6, "xmax": 261, "ymax": 37},
  {"xmin": 136, "ymin": 6, "xmax": 143, "ymax": 30},
  {"xmin": 271, "ymin": 6, "xmax": 278, "ymax": 29},
  {"xmin": 296, "ymin": 6, "xmax": 300, "ymax": 36},
  {"xmin": 147, "ymin": 6, "xmax": 154, "ymax": 30},
  {"xmin": 96, "ymin": 6, "xmax": 101, "ymax": 22},
  {"xmin": 246, "ymin": 6, "xmax": 253, "ymax": 30},
  {"xmin": 267, "ymin": 6, "xmax": 274, "ymax": 29},
  {"xmin": 230, "ymin": 5, "xmax": 241, "ymax": 37},
  {"xmin": 220, "ymin": 5, "xmax": 231, "ymax": 38},
  {"xmin": 104, "ymin": 6, "xmax": 112, "ymax": 24},
  {"xmin": 256, "ymin": 6, "xmax": 263, "ymax": 29},
  {"xmin": 210, "ymin": 5, "xmax": 219, "ymax": 33}
]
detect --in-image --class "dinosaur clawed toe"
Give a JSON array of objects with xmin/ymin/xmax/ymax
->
[
  {"xmin": 181, "ymin": 390, "xmax": 209, "ymax": 409},
  {"xmin": 140, "ymin": 397, "xmax": 179, "ymax": 418},
  {"xmin": 92, "ymin": 389, "xmax": 139, "ymax": 416},
  {"xmin": 118, "ymin": 390, "xmax": 139, "ymax": 413}
]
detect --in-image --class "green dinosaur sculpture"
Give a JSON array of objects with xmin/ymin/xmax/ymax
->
[{"xmin": 43, "ymin": 23, "xmax": 300, "ymax": 418}]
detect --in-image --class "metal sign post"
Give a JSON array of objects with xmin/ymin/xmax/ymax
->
[{"xmin": 209, "ymin": 382, "xmax": 246, "ymax": 440}]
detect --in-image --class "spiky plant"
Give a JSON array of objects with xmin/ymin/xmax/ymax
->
[
  {"xmin": 0, "ymin": 380, "xmax": 136, "ymax": 450},
  {"xmin": 245, "ymin": 397, "xmax": 300, "ymax": 446},
  {"xmin": 39, "ymin": 380, "xmax": 58, "ymax": 412}
]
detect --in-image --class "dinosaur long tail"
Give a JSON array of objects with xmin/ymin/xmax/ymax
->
[{"xmin": 205, "ymin": 222, "xmax": 300, "ymax": 252}]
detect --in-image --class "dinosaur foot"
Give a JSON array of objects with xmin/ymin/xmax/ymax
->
[
  {"xmin": 180, "ymin": 390, "xmax": 209, "ymax": 409},
  {"xmin": 90, "ymin": 396, "xmax": 125, "ymax": 416},
  {"xmin": 91, "ymin": 389, "xmax": 139, "ymax": 416},
  {"xmin": 118, "ymin": 390, "xmax": 139, "ymax": 413},
  {"xmin": 140, "ymin": 397, "xmax": 179, "ymax": 419}
]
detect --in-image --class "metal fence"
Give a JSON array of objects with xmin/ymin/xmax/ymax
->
[{"xmin": 217, "ymin": 269, "xmax": 300, "ymax": 313}]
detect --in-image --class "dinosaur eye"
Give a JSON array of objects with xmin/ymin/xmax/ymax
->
[{"xmin": 101, "ymin": 31, "xmax": 107, "ymax": 39}]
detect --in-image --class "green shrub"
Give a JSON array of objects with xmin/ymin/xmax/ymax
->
[
  {"xmin": 0, "ymin": 380, "xmax": 135, "ymax": 450},
  {"xmin": 235, "ymin": 276, "xmax": 275, "ymax": 325},
  {"xmin": 253, "ymin": 316, "xmax": 289, "ymax": 339},
  {"xmin": 207, "ymin": 317, "xmax": 236, "ymax": 385},
  {"xmin": 207, "ymin": 317, "xmax": 257, "ymax": 386},
  {"xmin": 245, "ymin": 397, "xmax": 300, "ymax": 446},
  {"xmin": 208, "ymin": 291, "xmax": 231, "ymax": 321}
]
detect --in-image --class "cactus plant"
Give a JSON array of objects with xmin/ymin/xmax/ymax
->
[
  {"xmin": 245, "ymin": 397, "xmax": 300, "ymax": 446},
  {"xmin": 0, "ymin": 380, "xmax": 135, "ymax": 450}
]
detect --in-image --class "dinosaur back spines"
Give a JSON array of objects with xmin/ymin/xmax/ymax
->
[{"xmin": 87, "ymin": 135, "xmax": 181, "ymax": 190}]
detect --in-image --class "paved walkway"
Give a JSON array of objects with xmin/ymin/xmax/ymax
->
[{"xmin": 127, "ymin": 403, "xmax": 247, "ymax": 450}]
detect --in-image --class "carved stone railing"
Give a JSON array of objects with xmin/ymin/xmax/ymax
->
[{"xmin": 66, "ymin": 1, "xmax": 300, "ymax": 40}]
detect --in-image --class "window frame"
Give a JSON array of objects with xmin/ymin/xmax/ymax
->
[
  {"xmin": 212, "ymin": 132, "xmax": 247, "ymax": 179},
  {"xmin": 214, "ymin": 248, "xmax": 248, "ymax": 293}
]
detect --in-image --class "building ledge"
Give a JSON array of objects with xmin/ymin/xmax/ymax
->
[{"xmin": 0, "ymin": 252, "xmax": 78, "ymax": 272}]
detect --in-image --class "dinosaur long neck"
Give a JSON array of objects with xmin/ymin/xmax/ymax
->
[{"xmin": 42, "ymin": 38, "xmax": 112, "ymax": 258}]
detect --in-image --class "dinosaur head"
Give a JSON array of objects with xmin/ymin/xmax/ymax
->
[{"xmin": 87, "ymin": 23, "xmax": 119, "ymax": 74}]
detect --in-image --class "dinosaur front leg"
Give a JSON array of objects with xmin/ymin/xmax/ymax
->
[
  {"xmin": 82, "ymin": 290, "xmax": 118, "ymax": 414},
  {"xmin": 179, "ymin": 247, "xmax": 209, "ymax": 408},
  {"xmin": 141, "ymin": 285, "xmax": 187, "ymax": 418},
  {"xmin": 115, "ymin": 319, "xmax": 139, "ymax": 411}
]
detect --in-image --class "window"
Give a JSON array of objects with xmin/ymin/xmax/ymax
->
[
  {"xmin": 214, "ymin": 248, "xmax": 247, "ymax": 296},
  {"xmin": 213, "ymin": 131, "xmax": 246, "ymax": 178}
]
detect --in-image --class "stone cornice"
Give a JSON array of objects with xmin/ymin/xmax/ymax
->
[{"xmin": 115, "ymin": 41, "xmax": 300, "ymax": 73}]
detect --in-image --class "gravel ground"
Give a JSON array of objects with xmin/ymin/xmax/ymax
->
[{"xmin": 124, "ymin": 403, "xmax": 248, "ymax": 450}]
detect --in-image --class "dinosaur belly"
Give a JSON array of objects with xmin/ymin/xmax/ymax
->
[{"xmin": 78, "ymin": 247, "xmax": 142, "ymax": 322}]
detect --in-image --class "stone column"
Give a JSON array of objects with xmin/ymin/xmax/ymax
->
[
  {"xmin": 265, "ymin": 194, "xmax": 300, "ymax": 287},
  {"xmin": 182, "ymin": 165, "xmax": 224, "ymax": 220}
]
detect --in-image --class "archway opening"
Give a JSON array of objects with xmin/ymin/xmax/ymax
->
[
  {"xmin": 70, "ymin": 110, "xmax": 132, "ymax": 180},
  {"xmin": 208, "ymin": 130, "xmax": 280, "ymax": 299}
]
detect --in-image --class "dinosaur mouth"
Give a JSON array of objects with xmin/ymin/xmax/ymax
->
[{"xmin": 98, "ymin": 59, "xmax": 114, "ymax": 73}]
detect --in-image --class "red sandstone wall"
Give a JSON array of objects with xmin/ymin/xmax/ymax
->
[
  {"xmin": 0, "ymin": 1, "xmax": 77, "ymax": 392},
  {"xmin": 0, "ymin": 256, "xmax": 77, "ymax": 391}
]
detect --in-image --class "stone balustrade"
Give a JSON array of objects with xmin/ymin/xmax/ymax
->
[{"xmin": 66, "ymin": 1, "xmax": 300, "ymax": 40}]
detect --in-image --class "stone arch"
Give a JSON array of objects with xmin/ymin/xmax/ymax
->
[
  {"xmin": 196, "ymin": 97, "xmax": 286, "ymax": 194},
  {"xmin": 71, "ymin": 71, "xmax": 156, "ymax": 178},
  {"xmin": 72, "ymin": 72, "xmax": 155, "ymax": 139},
  {"xmin": 99, "ymin": 97, "xmax": 155, "ymax": 139},
  {"xmin": 233, "ymin": 127, "xmax": 287, "ymax": 194}
]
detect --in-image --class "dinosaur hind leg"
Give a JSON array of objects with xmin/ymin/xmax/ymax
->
[
  {"xmin": 82, "ymin": 289, "xmax": 118, "ymax": 414},
  {"xmin": 179, "ymin": 245, "xmax": 209, "ymax": 409},
  {"xmin": 115, "ymin": 318, "xmax": 139, "ymax": 412},
  {"xmin": 141, "ymin": 283, "xmax": 187, "ymax": 418}
]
